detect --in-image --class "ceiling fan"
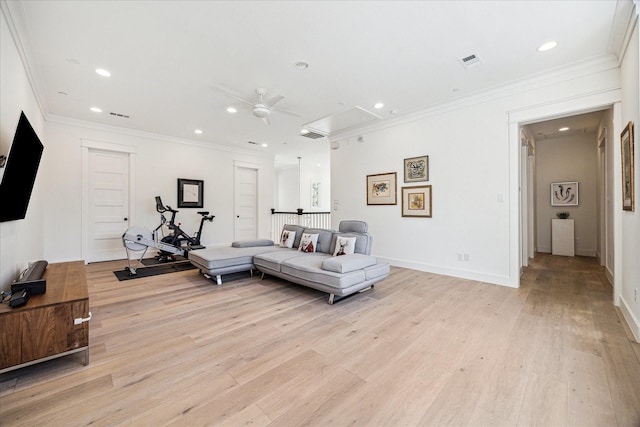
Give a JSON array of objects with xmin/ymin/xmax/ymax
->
[{"xmin": 216, "ymin": 87, "xmax": 302, "ymax": 125}]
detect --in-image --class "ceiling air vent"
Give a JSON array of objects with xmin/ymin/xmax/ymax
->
[
  {"xmin": 459, "ymin": 53, "xmax": 482, "ymax": 69},
  {"xmin": 300, "ymin": 130, "xmax": 325, "ymax": 139},
  {"xmin": 109, "ymin": 112, "xmax": 130, "ymax": 119}
]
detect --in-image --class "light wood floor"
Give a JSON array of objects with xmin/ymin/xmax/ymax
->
[{"xmin": 1, "ymin": 254, "xmax": 639, "ymax": 426}]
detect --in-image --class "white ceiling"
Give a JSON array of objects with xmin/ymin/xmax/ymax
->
[
  {"xmin": 2, "ymin": 0, "xmax": 631, "ymax": 164},
  {"xmin": 524, "ymin": 110, "xmax": 606, "ymax": 141}
]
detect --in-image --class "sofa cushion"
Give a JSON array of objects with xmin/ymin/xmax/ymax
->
[
  {"xmin": 189, "ymin": 245, "xmax": 279, "ymax": 269},
  {"xmin": 332, "ymin": 236, "xmax": 356, "ymax": 256},
  {"xmin": 364, "ymin": 262, "xmax": 390, "ymax": 280},
  {"xmin": 338, "ymin": 220, "xmax": 368, "ymax": 234},
  {"xmin": 231, "ymin": 239, "xmax": 274, "ymax": 248},
  {"xmin": 253, "ymin": 250, "xmax": 301, "ymax": 272},
  {"xmin": 321, "ymin": 253, "xmax": 377, "ymax": 273},
  {"xmin": 278, "ymin": 230, "xmax": 296, "ymax": 248},
  {"xmin": 281, "ymin": 255, "xmax": 365, "ymax": 290},
  {"xmin": 301, "ymin": 228, "xmax": 334, "ymax": 253}
]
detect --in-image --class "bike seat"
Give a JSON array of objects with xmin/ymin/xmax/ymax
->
[{"xmin": 197, "ymin": 211, "xmax": 209, "ymax": 216}]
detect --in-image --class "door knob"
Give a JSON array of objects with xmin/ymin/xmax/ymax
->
[{"xmin": 124, "ymin": 218, "xmax": 128, "ymax": 221}]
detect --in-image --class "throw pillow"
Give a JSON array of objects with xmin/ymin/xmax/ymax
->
[
  {"xmin": 333, "ymin": 236, "xmax": 357, "ymax": 256},
  {"xmin": 279, "ymin": 230, "xmax": 296, "ymax": 248},
  {"xmin": 298, "ymin": 233, "xmax": 319, "ymax": 253}
]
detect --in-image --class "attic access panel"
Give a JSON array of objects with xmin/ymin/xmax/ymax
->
[{"xmin": 303, "ymin": 107, "xmax": 382, "ymax": 137}]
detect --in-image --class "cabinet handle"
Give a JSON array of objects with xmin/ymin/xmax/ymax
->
[{"xmin": 74, "ymin": 312, "xmax": 92, "ymax": 325}]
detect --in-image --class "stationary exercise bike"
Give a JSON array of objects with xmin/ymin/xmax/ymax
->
[
  {"xmin": 153, "ymin": 196, "xmax": 214, "ymax": 261},
  {"xmin": 122, "ymin": 196, "xmax": 214, "ymax": 275}
]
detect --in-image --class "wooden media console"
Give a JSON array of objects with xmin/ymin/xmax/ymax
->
[{"xmin": 0, "ymin": 261, "xmax": 90, "ymax": 374}]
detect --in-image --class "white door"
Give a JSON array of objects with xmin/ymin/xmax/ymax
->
[
  {"xmin": 235, "ymin": 167, "xmax": 258, "ymax": 240},
  {"xmin": 87, "ymin": 149, "xmax": 130, "ymax": 262}
]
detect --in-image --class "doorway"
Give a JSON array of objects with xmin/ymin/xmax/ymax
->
[
  {"xmin": 81, "ymin": 140, "xmax": 136, "ymax": 262},
  {"xmin": 234, "ymin": 165, "xmax": 258, "ymax": 240},
  {"xmin": 521, "ymin": 110, "xmax": 610, "ymax": 265}
]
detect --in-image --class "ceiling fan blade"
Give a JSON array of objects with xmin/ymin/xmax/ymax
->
[
  {"xmin": 272, "ymin": 106, "xmax": 303, "ymax": 118},
  {"xmin": 265, "ymin": 95, "xmax": 284, "ymax": 107},
  {"xmin": 210, "ymin": 86, "xmax": 254, "ymax": 106}
]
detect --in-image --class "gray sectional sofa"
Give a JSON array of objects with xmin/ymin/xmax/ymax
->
[{"xmin": 188, "ymin": 221, "xmax": 389, "ymax": 304}]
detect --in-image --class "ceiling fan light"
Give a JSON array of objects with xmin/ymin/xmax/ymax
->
[{"xmin": 253, "ymin": 105, "xmax": 270, "ymax": 118}]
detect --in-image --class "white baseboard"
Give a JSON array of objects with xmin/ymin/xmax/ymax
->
[
  {"xmin": 575, "ymin": 248, "xmax": 597, "ymax": 257},
  {"xmin": 619, "ymin": 296, "xmax": 640, "ymax": 343},
  {"xmin": 376, "ymin": 256, "xmax": 517, "ymax": 288}
]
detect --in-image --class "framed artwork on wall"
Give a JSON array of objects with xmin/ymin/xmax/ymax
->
[
  {"xmin": 366, "ymin": 172, "xmax": 397, "ymax": 205},
  {"xmin": 551, "ymin": 181, "xmax": 578, "ymax": 206},
  {"xmin": 401, "ymin": 185, "xmax": 432, "ymax": 217},
  {"xmin": 621, "ymin": 121, "xmax": 635, "ymax": 211},
  {"xmin": 404, "ymin": 155, "xmax": 429, "ymax": 182},
  {"xmin": 177, "ymin": 178, "xmax": 204, "ymax": 208}
]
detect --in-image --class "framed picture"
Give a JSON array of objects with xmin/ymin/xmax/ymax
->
[
  {"xmin": 404, "ymin": 155, "xmax": 429, "ymax": 182},
  {"xmin": 177, "ymin": 178, "xmax": 204, "ymax": 208},
  {"xmin": 366, "ymin": 172, "xmax": 397, "ymax": 205},
  {"xmin": 551, "ymin": 181, "xmax": 578, "ymax": 206},
  {"xmin": 621, "ymin": 121, "xmax": 635, "ymax": 211},
  {"xmin": 401, "ymin": 185, "xmax": 432, "ymax": 217}
]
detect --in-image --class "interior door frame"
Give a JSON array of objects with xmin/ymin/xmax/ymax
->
[
  {"xmin": 81, "ymin": 140, "xmax": 136, "ymax": 263},
  {"xmin": 508, "ymin": 90, "xmax": 622, "ymax": 305}
]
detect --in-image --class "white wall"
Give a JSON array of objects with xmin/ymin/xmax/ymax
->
[
  {"xmin": 619, "ymin": 14, "xmax": 640, "ymax": 340},
  {"xmin": 0, "ymin": 8, "xmax": 46, "ymax": 290},
  {"xmin": 42, "ymin": 120, "xmax": 275, "ymax": 264},
  {"xmin": 535, "ymin": 133, "xmax": 598, "ymax": 256},
  {"xmin": 331, "ymin": 59, "xmax": 623, "ymax": 288}
]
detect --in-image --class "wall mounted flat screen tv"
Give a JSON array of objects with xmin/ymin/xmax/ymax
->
[{"xmin": 0, "ymin": 112, "xmax": 44, "ymax": 222}]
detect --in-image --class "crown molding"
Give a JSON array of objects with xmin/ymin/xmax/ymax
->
[
  {"xmin": 612, "ymin": 0, "xmax": 639, "ymax": 65},
  {"xmin": 46, "ymin": 114, "xmax": 273, "ymax": 159},
  {"xmin": 0, "ymin": 0, "xmax": 49, "ymax": 118}
]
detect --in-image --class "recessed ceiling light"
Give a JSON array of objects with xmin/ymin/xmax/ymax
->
[
  {"xmin": 374, "ymin": 102, "xmax": 384, "ymax": 109},
  {"xmin": 537, "ymin": 41, "xmax": 558, "ymax": 52},
  {"xmin": 261, "ymin": 143, "xmax": 268, "ymax": 147},
  {"xmin": 90, "ymin": 107, "xmax": 102, "ymax": 113},
  {"xmin": 194, "ymin": 129, "xmax": 203, "ymax": 134},
  {"xmin": 226, "ymin": 107, "xmax": 237, "ymax": 113},
  {"xmin": 95, "ymin": 68, "xmax": 111, "ymax": 77},
  {"xmin": 559, "ymin": 127, "xmax": 569, "ymax": 131},
  {"xmin": 294, "ymin": 61, "xmax": 309, "ymax": 70},
  {"xmin": 300, "ymin": 129, "xmax": 309, "ymax": 134}
]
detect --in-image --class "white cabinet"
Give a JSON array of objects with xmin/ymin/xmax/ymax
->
[{"xmin": 552, "ymin": 219, "xmax": 574, "ymax": 256}]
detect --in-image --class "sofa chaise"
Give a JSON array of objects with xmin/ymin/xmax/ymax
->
[{"xmin": 188, "ymin": 220, "xmax": 389, "ymax": 304}]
